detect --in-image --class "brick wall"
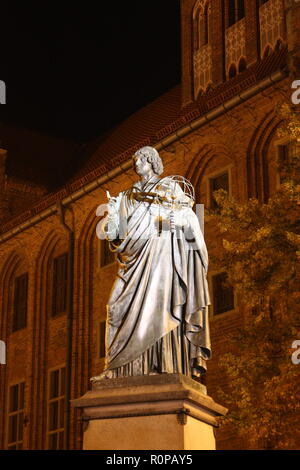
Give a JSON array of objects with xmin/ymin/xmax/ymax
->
[{"xmin": 0, "ymin": 0, "xmax": 297, "ymax": 450}]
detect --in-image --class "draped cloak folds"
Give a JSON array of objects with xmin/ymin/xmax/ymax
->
[{"xmin": 101, "ymin": 176, "xmax": 211, "ymax": 378}]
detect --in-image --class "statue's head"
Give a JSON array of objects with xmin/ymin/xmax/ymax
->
[{"xmin": 133, "ymin": 146, "xmax": 164, "ymax": 176}]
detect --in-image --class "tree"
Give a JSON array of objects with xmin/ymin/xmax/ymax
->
[{"xmin": 207, "ymin": 105, "xmax": 300, "ymax": 449}]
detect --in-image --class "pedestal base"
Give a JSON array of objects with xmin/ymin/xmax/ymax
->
[{"xmin": 71, "ymin": 373, "xmax": 227, "ymax": 450}]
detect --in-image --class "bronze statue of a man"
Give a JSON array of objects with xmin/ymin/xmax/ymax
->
[{"xmin": 93, "ymin": 146, "xmax": 211, "ymax": 381}]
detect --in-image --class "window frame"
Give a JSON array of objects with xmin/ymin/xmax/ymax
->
[
  {"xmin": 274, "ymin": 138, "xmax": 298, "ymax": 189},
  {"xmin": 193, "ymin": 1, "xmax": 211, "ymax": 51},
  {"xmin": 47, "ymin": 365, "xmax": 66, "ymax": 450},
  {"xmin": 51, "ymin": 252, "xmax": 68, "ymax": 318},
  {"xmin": 205, "ymin": 165, "xmax": 232, "ymax": 210},
  {"xmin": 209, "ymin": 271, "xmax": 236, "ymax": 318},
  {"xmin": 6, "ymin": 381, "xmax": 25, "ymax": 450},
  {"xmin": 12, "ymin": 272, "xmax": 28, "ymax": 332}
]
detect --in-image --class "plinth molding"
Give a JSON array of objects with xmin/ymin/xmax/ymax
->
[{"xmin": 71, "ymin": 373, "xmax": 228, "ymax": 450}]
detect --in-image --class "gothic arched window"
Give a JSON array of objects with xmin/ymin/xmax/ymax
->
[
  {"xmin": 228, "ymin": 63, "xmax": 237, "ymax": 79},
  {"xmin": 193, "ymin": 7, "xmax": 201, "ymax": 51},
  {"xmin": 238, "ymin": 57, "xmax": 247, "ymax": 73},
  {"xmin": 193, "ymin": 2, "xmax": 210, "ymax": 50},
  {"xmin": 200, "ymin": 3, "xmax": 209, "ymax": 47}
]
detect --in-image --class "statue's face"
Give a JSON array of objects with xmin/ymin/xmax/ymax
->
[{"xmin": 133, "ymin": 153, "xmax": 153, "ymax": 178}]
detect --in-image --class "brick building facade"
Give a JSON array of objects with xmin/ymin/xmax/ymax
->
[{"xmin": 0, "ymin": 0, "xmax": 299, "ymax": 450}]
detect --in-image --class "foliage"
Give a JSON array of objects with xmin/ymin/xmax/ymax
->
[
  {"xmin": 206, "ymin": 105, "xmax": 300, "ymax": 449},
  {"xmin": 277, "ymin": 103, "xmax": 300, "ymax": 142}
]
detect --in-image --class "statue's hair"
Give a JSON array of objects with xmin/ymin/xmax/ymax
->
[{"xmin": 133, "ymin": 146, "xmax": 164, "ymax": 176}]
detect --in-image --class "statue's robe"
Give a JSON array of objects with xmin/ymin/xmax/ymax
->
[{"xmin": 102, "ymin": 176, "xmax": 211, "ymax": 378}]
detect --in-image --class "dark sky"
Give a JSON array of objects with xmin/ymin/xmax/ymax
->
[{"xmin": 0, "ymin": 1, "xmax": 181, "ymax": 143}]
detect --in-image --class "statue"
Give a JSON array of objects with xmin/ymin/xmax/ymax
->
[{"xmin": 92, "ymin": 146, "xmax": 211, "ymax": 381}]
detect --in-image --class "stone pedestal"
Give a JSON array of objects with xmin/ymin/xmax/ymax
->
[{"xmin": 71, "ymin": 373, "xmax": 227, "ymax": 450}]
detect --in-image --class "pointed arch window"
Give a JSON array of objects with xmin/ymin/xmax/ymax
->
[
  {"xmin": 228, "ymin": 63, "xmax": 237, "ymax": 79},
  {"xmin": 200, "ymin": 3, "xmax": 209, "ymax": 47},
  {"xmin": 193, "ymin": 7, "xmax": 201, "ymax": 51},
  {"xmin": 193, "ymin": 2, "xmax": 210, "ymax": 51},
  {"xmin": 238, "ymin": 57, "xmax": 247, "ymax": 73},
  {"xmin": 193, "ymin": 1, "xmax": 213, "ymax": 98}
]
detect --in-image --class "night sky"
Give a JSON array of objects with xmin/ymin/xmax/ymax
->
[{"xmin": 0, "ymin": 1, "xmax": 181, "ymax": 143}]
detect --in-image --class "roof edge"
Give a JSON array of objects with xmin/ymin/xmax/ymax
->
[{"xmin": 0, "ymin": 67, "xmax": 288, "ymax": 244}]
